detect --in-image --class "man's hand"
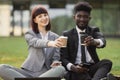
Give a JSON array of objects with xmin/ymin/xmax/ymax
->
[
  {"xmin": 84, "ymin": 36, "xmax": 100, "ymax": 46},
  {"xmin": 71, "ymin": 65, "xmax": 88, "ymax": 73}
]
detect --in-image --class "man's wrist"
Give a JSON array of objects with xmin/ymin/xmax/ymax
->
[
  {"xmin": 67, "ymin": 63, "xmax": 73, "ymax": 71},
  {"xmin": 93, "ymin": 39, "xmax": 100, "ymax": 46}
]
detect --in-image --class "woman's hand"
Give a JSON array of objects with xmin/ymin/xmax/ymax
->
[
  {"xmin": 50, "ymin": 61, "xmax": 62, "ymax": 68},
  {"xmin": 47, "ymin": 37, "xmax": 64, "ymax": 47}
]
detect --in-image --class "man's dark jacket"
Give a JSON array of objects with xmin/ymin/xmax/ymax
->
[{"xmin": 60, "ymin": 26, "xmax": 106, "ymax": 70}]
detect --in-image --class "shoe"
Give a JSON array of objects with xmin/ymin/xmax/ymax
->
[{"xmin": 106, "ymin": 73, "xmax": 117, "ymax": 80}]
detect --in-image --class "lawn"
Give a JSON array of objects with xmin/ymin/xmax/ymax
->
[
  {"xmin": 97, "ymin": 38, "xmax": 120, "ymax": 75},
  {"xmin": 0, "ymin": 37, "xmax": 120, "ymax": 79},
  {"xmin": 0, "ymin": 37, "xmax": 28, "ymax": 67}
]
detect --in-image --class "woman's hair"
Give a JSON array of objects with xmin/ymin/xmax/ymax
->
[
  {"xmin": 73, "ymin": 1, "xmax": 92, "ymax": 14},
  {"xmin": 31, "ymin": 5, "xmax": 51, "ymax": 33}
]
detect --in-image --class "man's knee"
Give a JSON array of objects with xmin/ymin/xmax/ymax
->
[
  {"xmin": 100, "ymin": 59, "xmax": 112, "ymax": 70},
  {"xmin": 101, "ymin": 59, "xmax": 112, "ymax": 66}
]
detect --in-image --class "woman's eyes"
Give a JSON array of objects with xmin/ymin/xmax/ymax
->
[
  {"xmin": 38, "ymin": 14, "xmax": 48, "ymax": 18},
  {"xmin": 44, "ymin": 14, "xmax": 47, "ymax": 16}
]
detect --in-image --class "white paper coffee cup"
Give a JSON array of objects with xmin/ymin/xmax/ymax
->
[{"xmin": 59, "ymin": 36, "xmax": 68, "ymax": 47}]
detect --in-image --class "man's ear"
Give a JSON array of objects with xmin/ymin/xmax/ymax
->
[{"xmin": 89, "ymin": 16, "xmax": 91, "ymax": 20}]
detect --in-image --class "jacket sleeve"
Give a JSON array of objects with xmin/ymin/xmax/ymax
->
[
  {"xmin": 60, "ymin": 32, "xmax": 71, "ymax": 70},
  {"xmin": 25, "ymin": 31, "xmax": 49, "ymax": 48},
  {"xmin": 52, "ymin": 34, "xmax": 61, "ymax": 61},
  {"xmin": 92, "ymin": 27, "xmax": 106, "ymax": 48}
]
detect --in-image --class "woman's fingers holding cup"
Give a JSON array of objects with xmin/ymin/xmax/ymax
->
[
  {"xmin": 55, "ymin": 40, "xmax": 63, "ymax": 47},
  {"xmin": 59, "ymin": 36, "xmax": 68, "ymax": 47},
  {"xmin": 54, "ymin": 36, "xmax": 68, "ymax": 48}
]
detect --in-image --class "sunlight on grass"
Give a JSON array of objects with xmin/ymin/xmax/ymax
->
[
  {"xmin": 97, "ymin": 38, "xmax": 120, "ymax": 75},
  {"xmin": 0, "ymin": 37, "xmax": 120, "ymax": 79},
  {"xmin": 0, "ymin": 37, "xmax": 27, "ymax": 67}
]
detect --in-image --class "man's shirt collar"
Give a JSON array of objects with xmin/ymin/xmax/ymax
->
[{"xmin": 76, "ymin": 26, "xmax": 86, "ymax": 34}]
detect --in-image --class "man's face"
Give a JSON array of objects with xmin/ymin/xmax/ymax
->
[{"xmin": 74, "ymin": 11, "xmax": 91, "ymax": 30}]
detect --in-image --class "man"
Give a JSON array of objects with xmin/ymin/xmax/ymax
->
[{"xmin": 60, "ymin": 1, "xmax": 112, "ymax": 80}]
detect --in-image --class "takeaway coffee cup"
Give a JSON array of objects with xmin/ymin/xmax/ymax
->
[
  {"xmin": 80, "ymin": 32, "xmax": 88, "ymax": 45},
  {"xmin": 59, "ymin": 36, "xmax": 68, "ymax": 47}
]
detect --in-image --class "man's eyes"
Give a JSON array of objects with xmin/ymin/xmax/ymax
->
[{"xmin": 77, "ymin": 15, "xmax": 89, "ymax": 18}]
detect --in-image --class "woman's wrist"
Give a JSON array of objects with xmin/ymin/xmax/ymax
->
[{"xmin": 47, "ymin": 41, "xmax": 55, "ymax": 47}]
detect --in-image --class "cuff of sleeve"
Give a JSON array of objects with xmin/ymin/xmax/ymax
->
[
  {"xmin": 96, "ymin": 39, "xmax": 104, "ymax": 47},
  {"xmin": 46, "ymin": 40, "xmax": 50, "ymax": 47},
  {"xmin": 66, "ymin": 63, "xmax": 73, "ymax": 71}
]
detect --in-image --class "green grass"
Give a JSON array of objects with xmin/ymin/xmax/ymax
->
[
  {"xmin": 97, "ymin": 38, "xmax": 120, "ymax": 75},
  {"xmin": 0, "ymin": 37, "xmax": 120, "ymax": 79},
  {"xmin": 0, "ymin": 37, "xmax": 28, "ymax": 67}
]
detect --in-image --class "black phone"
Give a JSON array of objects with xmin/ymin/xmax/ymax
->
[{"xmin": 80, "ymin": 32, "xmax": 88, "ymax": 44}]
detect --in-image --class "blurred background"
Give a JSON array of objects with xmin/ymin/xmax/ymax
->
[
  {"xmin": 0, "ymin": 0, "xmax": 120, "ymax": 36},
  {"xmin": 0, "ymin": 0, "xmax": 120, "ymax": 78}
]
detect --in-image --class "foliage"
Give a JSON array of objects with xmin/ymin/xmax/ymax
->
[
  {"xmin": 51, "ymin": 10, "xmax": 120, "ymax": 36},
  {"xmin": 51, "ymin": 15, "xmax": 75, "ymax": 35}
]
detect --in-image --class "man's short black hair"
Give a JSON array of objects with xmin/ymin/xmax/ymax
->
[{"xmin": 73, "ymin": 1, "xmax": 92, "ymax": 14}]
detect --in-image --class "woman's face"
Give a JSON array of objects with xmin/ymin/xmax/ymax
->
[{"xmin": 34, "ymin": 13, "xmax": 49, "ymax": 27}]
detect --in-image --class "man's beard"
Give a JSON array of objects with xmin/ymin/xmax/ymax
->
[{"xmin": 77, "ymin": 25, "xmax": 87, "ymax": 30}]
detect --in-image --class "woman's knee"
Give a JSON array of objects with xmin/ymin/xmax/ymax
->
[
  {"xmin": 55, "ymin": 66, "xmax": 66, "ymax": 72},
  {"xmin": 0, "ymin": 64, "xmax": 12, "ymax": 71},
  {"xmin": 55, "ymin": 66, "xmax": 67, "ymax": 77}
]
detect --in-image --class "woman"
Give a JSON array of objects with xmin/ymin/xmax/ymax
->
[{"xmin": 0, "ymin": 5, "xmax": 65, "ymax": 80}]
